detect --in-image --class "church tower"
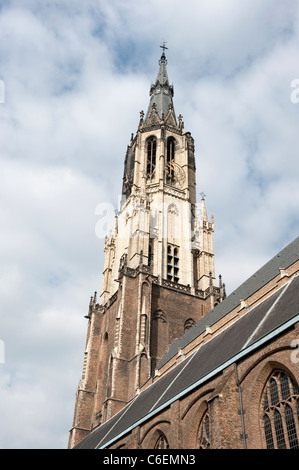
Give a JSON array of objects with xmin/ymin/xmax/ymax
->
[{"xmin": 68, "ymin": 45, "xmax": 225, "ymax": 449}]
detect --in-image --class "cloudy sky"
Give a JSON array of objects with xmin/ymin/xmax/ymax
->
[{"xmin": 0, "ymin": 0, "xmax": 298, "ymax": 449}]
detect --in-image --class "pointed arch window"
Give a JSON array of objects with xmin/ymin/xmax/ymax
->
[
  {"xmin": 184, "ymin": 318, "xmax": 195, "ymax": 331},
  {"xmin": 166, "ymin": 137, "xmax": 176, "ymax": 181},
  {"xmin": 261, "ymin": 370, "xmax": 299, "ymax": 449},
  {"xmin": 167, "ymin": 137, "xmax": 175, "ymax": 163},
  {"xmin": 147, "ymin": 137, "xmax": 156, "ymax": 178},
  {"xmin": 198, "ymin": 411, "xmax": 211, "ymax": 449},
  {"xmin": 154, "ymin": 434, "xmax": 169, "ymax": 449},
  {"xmin": 150, "ymin": 310, "xmax": 168, "ymax": 375}
]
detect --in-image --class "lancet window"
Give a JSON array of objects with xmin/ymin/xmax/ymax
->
[
  {"xmin": 147, "ymin": 137, "xmax": 156, "ymax": 177},
  {"xmin": 198, "ymin": 411, "xmax": 211, "ymax": 449},
  {"xmin": 166, "ymin": 137, "xmax": 175, "ymax": 181},
  {"xmin": 167, "ymin": 245, "xmax": 179, "ymax": 283}
]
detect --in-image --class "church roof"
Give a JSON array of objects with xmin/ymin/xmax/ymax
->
[{"xmin": 74, "ymin": 236, "xmax": 299, "ymax": 449}]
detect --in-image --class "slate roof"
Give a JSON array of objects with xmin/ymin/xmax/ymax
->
[
  {"xmin": 75, "ymin": 237, "xmax": 299, "ymax": 449},
  {"xmin": 158, "ymin": 236, "xmax": 299, "ymax": 368}
]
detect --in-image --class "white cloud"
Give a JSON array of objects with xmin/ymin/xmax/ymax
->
[{"xmin": 0, "ymin": 0, "xmax": 298, "ymax": 448}]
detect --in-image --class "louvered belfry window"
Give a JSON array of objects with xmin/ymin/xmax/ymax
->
[
  {"xmin": 262, "ymin": 370, "xmax": 299, "ymax": 449},
  {"xmin": 166, "ymin": 137, "xmax": 175, "ymax": 181}
]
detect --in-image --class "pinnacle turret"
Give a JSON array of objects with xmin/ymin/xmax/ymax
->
[{"xmin": 200, "ymin": 194, "xmax": 208, "ymax": 225}]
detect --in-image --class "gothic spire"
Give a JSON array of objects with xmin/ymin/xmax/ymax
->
[{"xmin": 145, "ymin": 43, "xmax": 175, "ymax": 122}]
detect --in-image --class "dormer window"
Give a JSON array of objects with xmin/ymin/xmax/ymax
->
[{"xmin": 147, "ymin": 137, "xmax": 156, "ymax": 178}]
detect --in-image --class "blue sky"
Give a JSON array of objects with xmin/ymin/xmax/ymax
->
[{"xmin": 0, "ymin": 0, "xmax": 299, "ymax": 448}]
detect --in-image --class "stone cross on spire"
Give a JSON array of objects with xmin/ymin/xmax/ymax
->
[{"xmin": 160, "ymin": 39, "xmax": 168, "ymax": 54}]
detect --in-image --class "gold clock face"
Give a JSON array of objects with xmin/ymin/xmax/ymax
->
[{"xmin": 165, "ymin": 161, "xmax": 186, "ymax": 186}]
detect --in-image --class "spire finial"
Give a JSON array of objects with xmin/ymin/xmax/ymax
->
[
  {"xmin": 160, "ymin": 39, "xmax": 168, "ymax": 54},
  {"xmin": 159, "ymin": 40, "xmax": 168, "ymax": 64}
]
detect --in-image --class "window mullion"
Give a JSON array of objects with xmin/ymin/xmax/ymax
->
[
  {"xmin": 269, "ymin": 411, "xmax": 278, "ymax": 449},
  {"xmin": 280, "ymin": 404, "xmax": 290, "ymax": 449},
  {"xmin": 276, "ymin": 374, "xmax": 283, "ymax": 403}
]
